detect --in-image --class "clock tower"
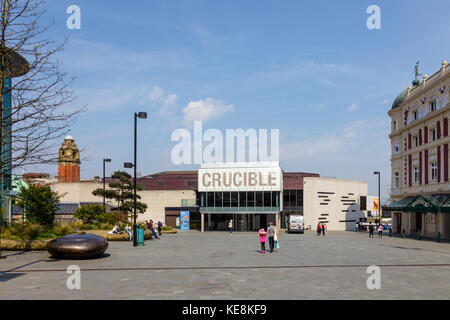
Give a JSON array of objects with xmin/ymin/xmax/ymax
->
[{"xmin": 57, "ymin": 134, "xmax": 81, "ymax": 182}]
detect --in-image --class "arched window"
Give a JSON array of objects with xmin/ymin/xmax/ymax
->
[{"xmin": 429, "ymin": 97, "xmax": 438, "ymax": 113}]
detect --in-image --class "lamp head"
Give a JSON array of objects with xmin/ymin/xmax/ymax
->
[
  {"xmin": 104, "ymin": 158, "xmax": 111, "ymax": 162},
  {"xmin": 137, "ymin": 112, "xmax": 147, "ymax": 119},
  {"xmin": 373, "ymin": 171, "xmax": 380, "ymax": 175},
  {"xmin": 124, "ymin": 162, "xmax": 133, "ymax": 169}
]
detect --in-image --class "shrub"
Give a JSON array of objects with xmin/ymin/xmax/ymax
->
[
  {"xmin": 23, "ymin": 223, "xmax": 43, "ymax": 240},
  {"xmin": 98, "ymin": 222, "xmax": 114, "ymax": 230},
  {"xmin": 3, "ymin": 222, "xmax": 26, "ymax": 240},
  {"xmin": 81, "ymin": 223, "xmax": 94, "ymax": 230},
  {"xmin": 97, "ymin": 211, "xmax": 117, "ymax": 225},
  {"xmin": 70, "ymin": 220, "xmax": 84, "ymax": 230},
  {"xmin": 74, "ymin": 204, "xmax": 105, "ymax": 224},
  {"xmin": 162, "ymin": 225, "xmax": 173, "ymax": 231},
  {"xmin": 54, "ymin": 223, "xmax": 73, "ymax": 236},
  {"xmin": 17, "ymin": 185, "xmax": 59, "ymax": 226}
]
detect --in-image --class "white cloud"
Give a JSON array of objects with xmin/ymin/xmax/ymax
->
[
  {"xmin": 149, "ymin": 86, "xmax": 165, "ymax": 102},
  {"xmin": 148, "ymin": 86, "xmax": 178, "ymax": 117},
  {"xmin": 314, "ymin": 103, "xmax": 326, "ymax": 110},
  {"xmin": 247, "ymin": 59, "xmax": 356, "ymax": 88},
  {"xmin": 280, "ymin": 118, "xmax": 391, "ymax": 198},
  {"xmin": 73, "ymin": 85, "xmax": 150, "ymax": 112},
  {"xmin": 182, "ymin": 97, "xmax": 234, "ymax": 124},
  {"xmin": 281, "ymin": 118, "xmax": 389, "ymax": 161},
  {"xmin": 347, "ymin": 103, "xmax": 359, "ymax": 112}
]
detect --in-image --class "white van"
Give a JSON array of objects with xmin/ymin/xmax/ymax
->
[{"xmin": 288, "ymin": 215, "xmax": 304, "ymax": 233}]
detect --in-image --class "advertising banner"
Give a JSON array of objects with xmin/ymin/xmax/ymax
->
[{"xmin": 180, "ymin": 211, "xmax": 190, "ymax": 230}]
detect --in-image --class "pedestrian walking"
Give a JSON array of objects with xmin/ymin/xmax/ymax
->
[
  {"xmin": 316, "ymin": 223, "xmax": 322, "ymax": 236},
  {"xmin": 322, "ymin": 223, "xmax": 327, "ymax": 236},
  {"xmin": 157, "ymin": 221, "xmax": 163, "ymax": 236},
  {"xmin": 369, "ymin": 223, "xmax": 374, "ymax": 238},
  {"xmin": 378, "ymin": 224, "xmax": 384, "ymax": 238},
  {"xmin": 274, "ymin": 230, "xmax": 280, "ymax": 249},
  {"xmin": 267, "ymin": 222, "xmax": 278, "ymax": 253},
  {"xmin": 228, "ymin": 219, "xmax": 233, "ymax": 236},
  {"xmin": 258, "ymin": 228, "xmax": 267, "ymax": 254}
]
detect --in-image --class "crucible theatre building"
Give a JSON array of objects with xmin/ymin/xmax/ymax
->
[
  {"xmin": 196, "ymin": 162, "xmax": 372, "ymax": 232},
  {"xmin": 198, "ymin": 162, "xmax": 284, "ymax": 232},
  {"xmin": 50, "ymin": 154, "xmax": 374, "ymax": 231}
]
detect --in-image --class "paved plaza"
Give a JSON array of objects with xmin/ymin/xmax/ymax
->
[{"xmin": 1, "ymin": 230, "xmax": 450, "ymax": 299}]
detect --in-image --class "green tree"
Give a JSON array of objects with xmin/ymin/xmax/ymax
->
[
  {"xmin": 17, "ymin": 185, "xmax": 60, "ymax": 226},
  {"xmin": 73, "ymin": 204, "xmax": 105, "ymax": 224},
  {"xmin": 92, "ymin": 171, "xmax": 147, "ymax": 222}
]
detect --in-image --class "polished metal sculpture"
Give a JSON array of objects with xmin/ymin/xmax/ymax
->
[{"xmin": 46, "ymin": 232, "xmax": 108, "ymax": 259}]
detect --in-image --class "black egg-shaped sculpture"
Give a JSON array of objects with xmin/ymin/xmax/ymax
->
[{"xmin": 46, "ymin": 232, "xmax": 108, "ymax": 259}]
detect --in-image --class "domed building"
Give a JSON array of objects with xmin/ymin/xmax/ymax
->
[
  {"xmin": 385, "ymin": 60, "xmax": 450, "ymax": 241},
  {"xmin": 57, "ymin": 134, "xmax": 81, "ymax": 183}
]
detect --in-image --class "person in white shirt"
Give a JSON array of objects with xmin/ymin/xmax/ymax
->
[{"xmin": 377, "ymin": 224, "xmax": 384, "ymax": 239}]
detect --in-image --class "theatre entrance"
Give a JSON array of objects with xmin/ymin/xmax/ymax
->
[{"xmin": 203, "ymin": 213, "xmax": 276, "ymax": 232}]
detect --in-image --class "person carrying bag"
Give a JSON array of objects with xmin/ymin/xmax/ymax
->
[{"xmin": 274, "ymin": 230, "xmax": 280, "ymax": 249}]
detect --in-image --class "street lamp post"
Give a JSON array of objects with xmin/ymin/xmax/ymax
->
[
  {"xmin": 125, "ymin": 112, "xmax": 147, "ymax": 247},
  {"xmin": 103, "ymin": 158, "xmax": 111, "ymax": 214},
  {"xmin": 374, "ymin": 171, "xmax": 381, "ymax": 225}
]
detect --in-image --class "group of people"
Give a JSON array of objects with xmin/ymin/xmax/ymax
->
[
  {"xmin": 108, "ymin": 223, "xmax": 133, "ymax": 240},
  {"xmin": 257, "ymin": 222, "xmax": 279, "ymax": 254},
  {"xmin": 108, "ymin": 220, "xmax": 163, "ymax": 241},
  {"xmin": 368, "ymin": 223, "xmax": 384, "ymax": 238},
  {"xmin": 146, "ymin": 220, "xmax": 163, "ymax": 240},
  {"xmin": 316, "ymin": 222, "xmax": 327, "ymax": 236}
]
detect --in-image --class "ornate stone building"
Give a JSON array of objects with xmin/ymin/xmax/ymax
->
[
  {"xmin": 386, "ymin": 60, "xmax": 450, "ymax": 240},
  {"xmin": 57, "ymin": 134, "xmax": 81, "ymax": 183}
]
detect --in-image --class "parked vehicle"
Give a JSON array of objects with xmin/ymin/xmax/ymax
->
[{"xmin": 288, "ymin": 215, "xmax": 304, "ymax": 234}]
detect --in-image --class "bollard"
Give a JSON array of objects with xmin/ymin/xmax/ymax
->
[
  {"xmin": 401, "ymin": 229, "xmax": 406, "ymax": 238},
  {"xmin": 437, "ymin": 232, "xmax": 442, "ymax": 243},
  {"xmin": 389, "ymin": 228, "xmax": 392, "ymax": 237}
]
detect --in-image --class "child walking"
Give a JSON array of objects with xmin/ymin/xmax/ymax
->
[{"xmin": 258, "ymin": 228, "xmax": 267, "ymax": 254}]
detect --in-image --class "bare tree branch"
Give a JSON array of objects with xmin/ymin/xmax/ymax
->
[{"xmin": 0, "ymin": 0, "xmax": 85, "ymax": 180}]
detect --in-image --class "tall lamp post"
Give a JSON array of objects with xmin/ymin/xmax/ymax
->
[
  {"xmin": 103, "ymin": 158, "xmax": 111, "ymax": 214},
  {"xmin": 124, "ymin": 112, "xmax": 147, "ymax": 247},
  {"xmin": 373, "ymin": 171, "xmax": 381, "ymax": 225}
]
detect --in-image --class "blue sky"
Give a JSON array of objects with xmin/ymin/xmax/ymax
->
[{"xmin": 26, "ymin": 0, "xmax": 450, "ymax": 201}]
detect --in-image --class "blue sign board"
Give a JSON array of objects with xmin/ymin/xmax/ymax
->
[{"xmin": 180, "ymin": 211, "xmax": 190, "ymax": 230}]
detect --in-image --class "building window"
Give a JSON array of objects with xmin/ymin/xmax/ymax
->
[
  {"xmin": 393, "ymin": 144, "xmax": 400, "ymax": 154},
  {"xmin": 207, "ymin": 192, "xmax": 215, "ymax": 207},
  {"xmin": 414, "ymin": 166, "xmax": 419, "ymax": 183},
  {"xmin": 413, "ymin": 110, "xmax": 419, "ymax": 121},
  {"xmin": 413, "ymin": 135, "xmax": 419, "ymax": 147},
  {"xmin": 430, "ymin": 100, "xmax": 437, "ymax": 113},
  {"xmin": 247, "ymin": 192, "xmax": 255, "ymax": 207},
  {"xmin": 394, "ymin": 172, "xmax": 399, "ymax": 188},
  {"xmin": 272, "ymin": 191, "xmax": 279, "ymax": 207},
  {"xmin": 431, "ymin": 128, "xmax": 436, "ymax": 142},
  {"xmin": 231, "ymin": 192, "xmax": 238, "ymax": 207},
  {"xmin": 239, "ymin": 192, "xmax": 246, "ymax": 208},
  {"xmin": 431, "ymin": 162, "xmax": 437, "ymax": 181},
  {"xmin": 429, "ymin": 213, "xmax": 436, "ymax": 223},
  {"xmin": 360, "ymin": 196, "xmax": 367, "ymax": 211},
  {"xmin": 255, "ymin": 192, "xmax": 263, "ymax": 208},
  {"xmin": 392, "ymin": 121, "xmax": 397, "ymax": 132}
]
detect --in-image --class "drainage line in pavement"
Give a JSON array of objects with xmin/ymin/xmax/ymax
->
[{"xmin": 2, "ymin": 263, "xmax": 450, "ymax": 273}]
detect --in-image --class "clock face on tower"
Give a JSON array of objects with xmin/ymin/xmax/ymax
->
[{"xmin": 58, "ymin": 135, "xmax": 81, "ymax": 183}]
